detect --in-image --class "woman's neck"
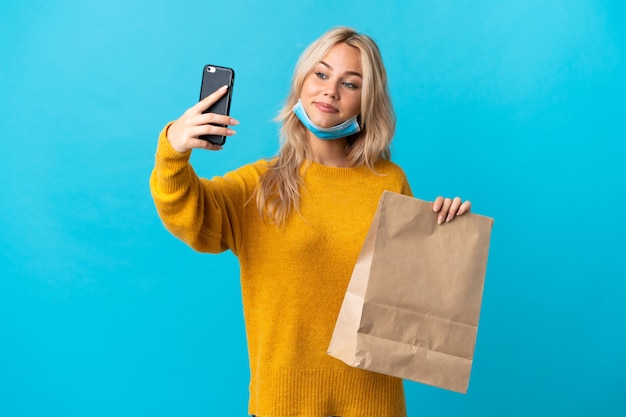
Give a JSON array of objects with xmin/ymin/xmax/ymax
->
[{"xmin": 307, "ymin": 133, "xmax": 352, "ymax": 167}]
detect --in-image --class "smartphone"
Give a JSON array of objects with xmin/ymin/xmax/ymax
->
[{"xmin": 199, "ymin": 64, "xmax": 235, "ymax": 145}]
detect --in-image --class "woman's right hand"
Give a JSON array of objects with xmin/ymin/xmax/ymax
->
[{"xmin": 166, "ymin": 85, "xmax": 239, "ymax": 153}]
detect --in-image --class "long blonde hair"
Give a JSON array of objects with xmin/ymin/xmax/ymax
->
[{"xmin": 256, "ymin": 27, "xmax": 395, "ymax": 224}]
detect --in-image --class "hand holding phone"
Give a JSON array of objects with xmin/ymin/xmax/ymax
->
[
  {"xmin": 164, "ymin": 65, "xmax": 237, "ymax": 153},
  {"xmin": 199, "ymin": 65, "xmax": 235, "ymax": 145}
]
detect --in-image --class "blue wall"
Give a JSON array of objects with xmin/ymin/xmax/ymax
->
[{"xmin": 1, "ymin": 1, "xmax": 624, "ymax": 416}]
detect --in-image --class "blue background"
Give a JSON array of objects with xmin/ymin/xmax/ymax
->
[{"xmin": 1, "ymin": 1, "xmax": 624, "ymax": 416}]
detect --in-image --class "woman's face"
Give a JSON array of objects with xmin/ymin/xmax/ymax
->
[{"xmin": 300, "ymin": 42, "xmax": 362, "ymax": 129}]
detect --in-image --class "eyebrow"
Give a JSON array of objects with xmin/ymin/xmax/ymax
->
[{"xmin": 319, "ymin": 61, "xmax": 362, "ymax": 78}]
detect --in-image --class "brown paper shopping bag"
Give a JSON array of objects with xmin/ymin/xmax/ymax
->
[{"xmin": 328, "ymin": 191, "xmax": 494, "ymax": 394}]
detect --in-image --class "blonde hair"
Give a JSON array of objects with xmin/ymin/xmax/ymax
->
[{"xmin": 256, "ymin": 27, "xmax": 395, "ymax": 224}]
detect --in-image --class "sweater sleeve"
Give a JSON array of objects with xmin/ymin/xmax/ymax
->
[
  {"xmin": 397, "ymin": 165, "xmax": 413, "ymax": 197},
  {"xmin": 149, "ymin": 123, "xmax": 255, "ymax": 255},
  {"xmin": 401, "ymin": 177, "xmax": 413, "ymax": 197}
]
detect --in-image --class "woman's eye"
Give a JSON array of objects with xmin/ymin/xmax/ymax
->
[
  {"xmin": 342, "ymin": 81, "xmax": 358, "ymax": 89},
  {"xmin": 315, "ymin": 71, "xmax": 328, "ymax": 79}
]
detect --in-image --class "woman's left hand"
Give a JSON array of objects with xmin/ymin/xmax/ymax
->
[{"xmin": 433, "ymin": 196, "xmax": 471, "ymax": 224}]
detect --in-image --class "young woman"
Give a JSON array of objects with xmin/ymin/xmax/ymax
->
[{"xmin": 150, "ymin": 27, "xmax": 470, "ymax": 417}]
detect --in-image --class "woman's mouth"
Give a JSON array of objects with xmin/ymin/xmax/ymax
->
[{"xmin": 314, "ymin": 102, "xmax": 339, "ymax": 113}]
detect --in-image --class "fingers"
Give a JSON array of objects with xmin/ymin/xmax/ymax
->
[
  {"xmin": 433, "ymin": 196, "xmax": 471, "ymax": 224},
  {"xmin": 168, "ymin": 95, "xmax": 239, "ymax": 153},
  {"xmin": 438, "ymin": 197, "xmax": 453, "ymax": 225},
  {"xmin": 457, "ymin": 200, "xmax": 472, "ymax": 215},
  {"xmin": 193, "ymin": 112, "xmax": 239, "ymax": 129},
  {"xmin": 448, "ymin": 197, "xmax": 463, "ymax": 220},
  {"xmin": 192, "ymin": 85, "xmax": 230, "ymax": 114},
  {"xmin": 433, "ymin": 196, "xmax": 444, "ymax": 212},
  {"xmin": 189, "ymin": 123, "xmax": 237, "ymax": 141}
]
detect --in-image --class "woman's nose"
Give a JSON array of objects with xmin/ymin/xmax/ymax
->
[{"xmin": 324, "ymin": 84, "xmax": 339, "ymax": 99}]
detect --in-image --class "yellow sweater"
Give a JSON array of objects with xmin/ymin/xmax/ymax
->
[{"xmin": 150, "ymin": 126, "xmax": 413, "ymax": 417}]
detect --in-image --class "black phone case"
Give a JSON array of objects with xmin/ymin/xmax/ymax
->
[{"xmin": 199, "ymin": 65, "xmax": 235, "ymax": 145}]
